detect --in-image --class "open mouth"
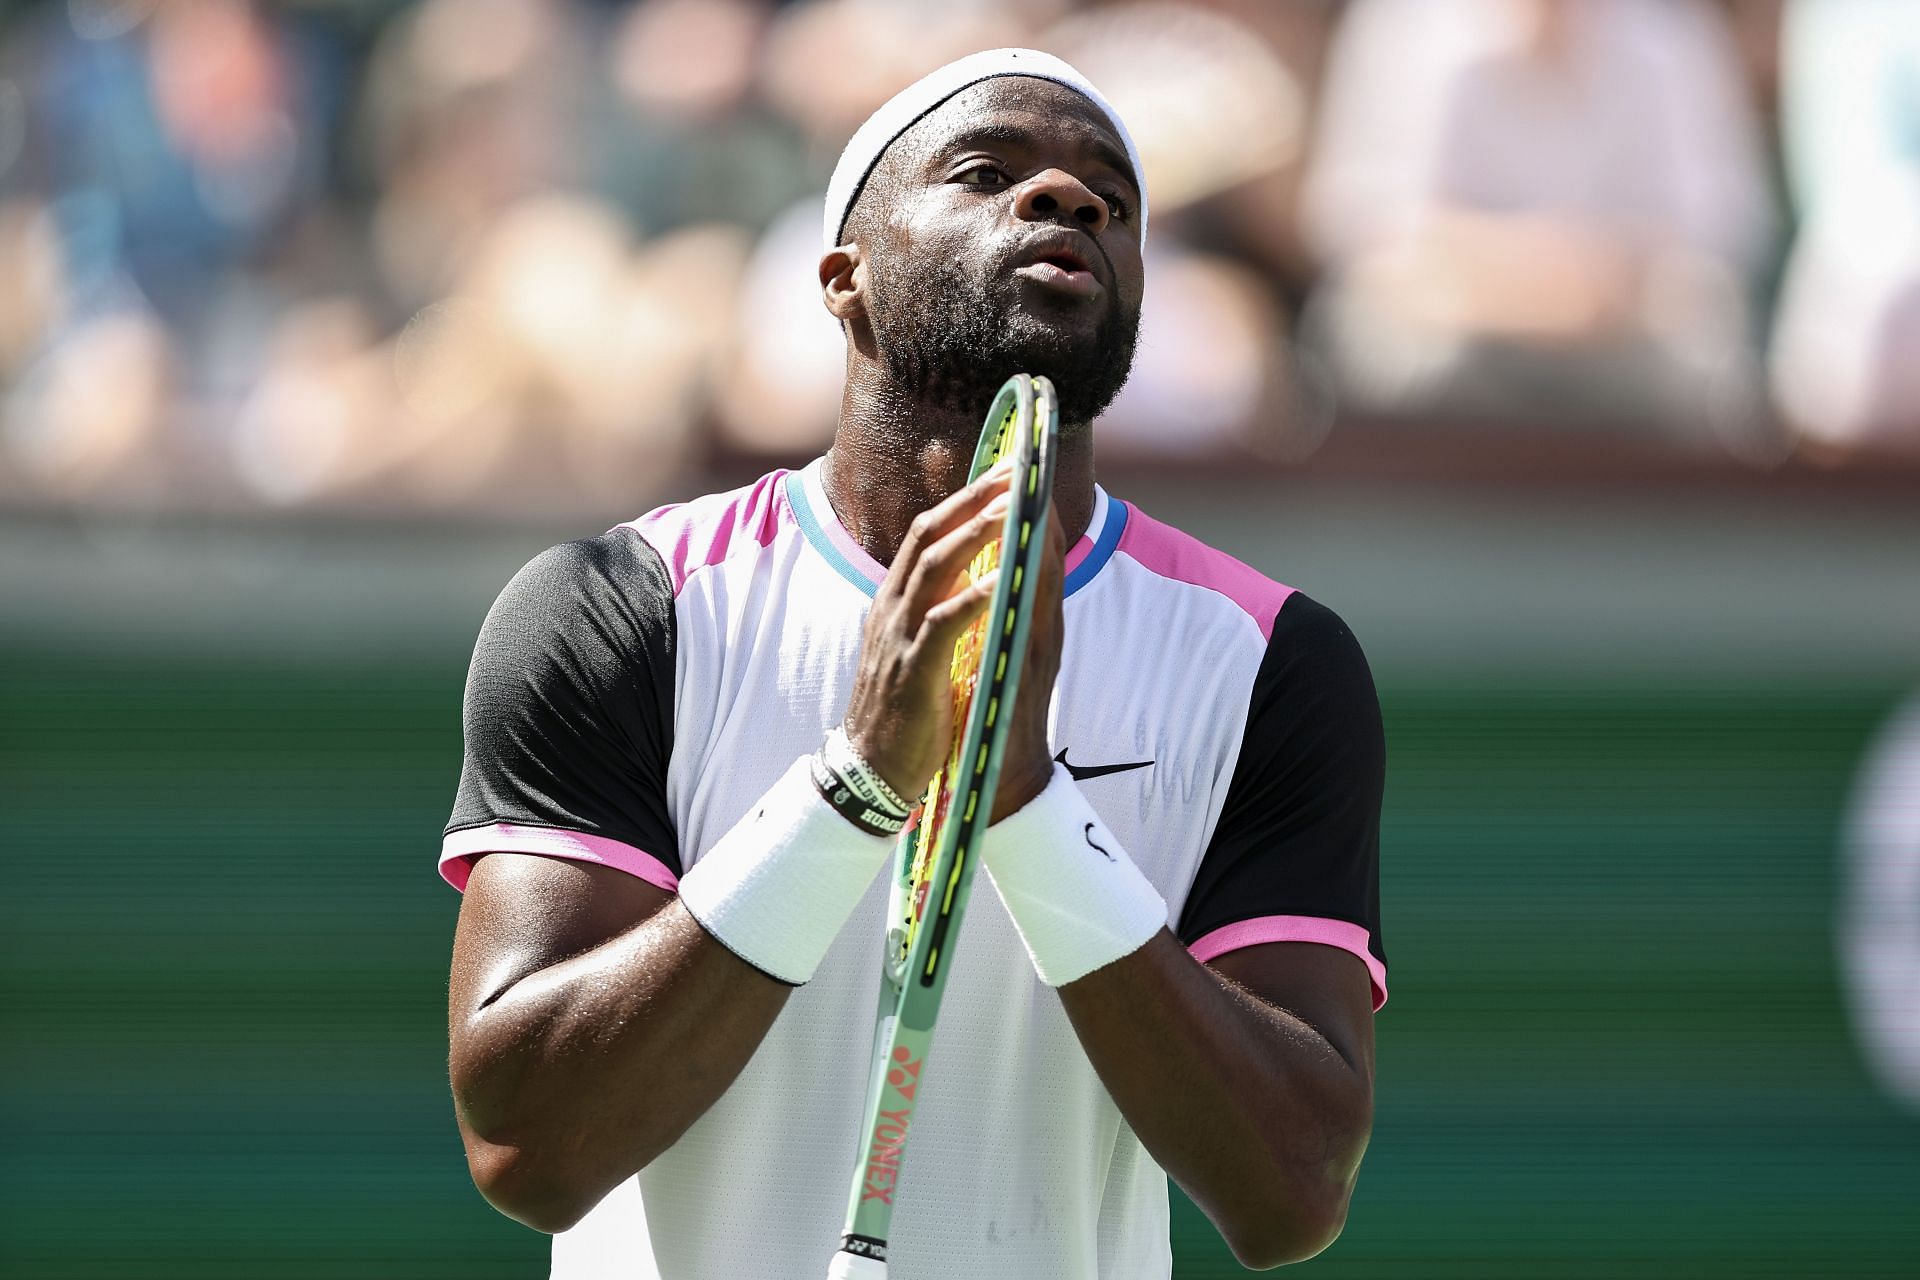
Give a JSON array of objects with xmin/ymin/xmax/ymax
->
[{"xmin": 1012, "ymin": 235, "xmax": 1102, "ymax": 298}]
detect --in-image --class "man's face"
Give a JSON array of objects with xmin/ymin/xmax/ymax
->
[{"xmin": 850, "ymin": 78, "xmax": 1146, "ymax": 427}]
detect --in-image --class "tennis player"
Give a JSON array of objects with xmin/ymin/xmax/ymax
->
[{"xmin": 441, "ymin": 49, "xmax": 1385, "ymax": 1278}]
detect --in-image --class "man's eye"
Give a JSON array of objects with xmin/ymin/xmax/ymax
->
[
  {"xmin": 958, "ymin": 164, "xmax": 1010, "ymax": 189},
  {"xmin": 1098, "ymin": 191, "xmax": 1131, "ymax": 220}
]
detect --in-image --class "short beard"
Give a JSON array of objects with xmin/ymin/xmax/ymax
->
[{"xmin": 864, "ymin": 246, "xmax": 1139, "ymax": 429}]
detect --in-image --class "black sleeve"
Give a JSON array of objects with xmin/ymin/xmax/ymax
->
[
  {"xmin": 1175, "ymin": 593, "xmax": 1387, "ymax": 991},
  {"xmin": 443, "ymin": 528, "xmax": 679, "ymax": 875}
]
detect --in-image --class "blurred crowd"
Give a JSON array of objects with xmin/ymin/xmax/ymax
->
[{"xmin": 0, "ymin": 0, "xmax": 1916, "ymax": 520}]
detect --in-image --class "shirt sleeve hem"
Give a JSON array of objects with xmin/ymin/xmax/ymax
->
[
  {"xmin": 1187, "ymin": 914, "xmax": 1388, "ymax": 1011},
  {"xmin": 438, "ymin": 822, "xmax": 681, "ymax": 895}
]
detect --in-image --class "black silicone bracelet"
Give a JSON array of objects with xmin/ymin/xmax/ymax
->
[{"xmin": 810, "ymin": 752, "xmax": 907, "ymax": 838}]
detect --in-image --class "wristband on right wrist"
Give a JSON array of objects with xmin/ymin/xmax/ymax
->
[{"xmin": 982, "ymin": 764, "xmax": 1168, "ymax": 986}]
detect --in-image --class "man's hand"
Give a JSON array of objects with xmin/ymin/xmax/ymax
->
[{"xmin": 843, "ymin": 460, "xmax": 1017, "ymax": 801}]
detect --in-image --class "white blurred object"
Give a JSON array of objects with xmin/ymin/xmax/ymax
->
[
  {"xmin": 1100, "ymin": 246, "xmax": 1282, "ymax": 456},
  {"xmin": 1770, "ymin": 177, "xmax": 1920, "ymax": 449},
  {"xmin": 233, "ymin": 298, "xmax": 400, "ymax": 506},
  {"xmin": 4, "ymin": 311, "xmax": 171, "ymax": 502},
  {"xmin": 1768, "ymin": 0, "xmax": 1920, "ymax": 451},
  {"xmin": 714, "ymin": 197, "xmax": 848, "ymax": 453},
  {"xmin": 1840, "ymin": 693, "xmax": 1920, "ymax": 1111}
]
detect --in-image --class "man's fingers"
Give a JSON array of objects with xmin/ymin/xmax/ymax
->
[
  {"xmin": 921, "ymin": 566, "xmax": 999, "ymax": 639},
  {"xmin": 883, "ymin": 461, "xmax": 1015, "ymax": 591},
  {"xmin": 901, "ymin": 488, "xmax": 1012, "ymax": 618}
]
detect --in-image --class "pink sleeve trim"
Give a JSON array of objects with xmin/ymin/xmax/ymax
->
[
  {"xmin": 1188, "ymin": 915, "xmax": 1388, "ymax": 1010},
  {"xmin": 1116, "ymin": 507, "xmax": 1294, "ymax": 641},
  {"xmin": 438, "ymin": 823, "xmax": 681, "ymax": 894}
]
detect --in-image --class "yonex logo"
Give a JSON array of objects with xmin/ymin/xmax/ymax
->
[
  {"xmin": 886, "ymin": 1045, "xmax": 923, "ymax": 1100},
  {"xmin": 861, "ymin": 1048, "xmax": 924, "ymax": 1206}
]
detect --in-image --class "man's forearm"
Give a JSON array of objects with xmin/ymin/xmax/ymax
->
[
  {"xmin": 1057, "ymin": 932, "xmax": 1373, "ymax": 1269},
  {"xmin": 452, "ymin": 898, "xmax": 790, "ymax": 1232}
]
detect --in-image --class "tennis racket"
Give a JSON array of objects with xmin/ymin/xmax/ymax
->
[{"xmin": 827, "ymin": 373, "xmax": 1060, "ymax": 1279}]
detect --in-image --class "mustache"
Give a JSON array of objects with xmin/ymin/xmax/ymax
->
[{"xmin": 991, "ymin": 227, "xmax": 1120, "ymax": 291}]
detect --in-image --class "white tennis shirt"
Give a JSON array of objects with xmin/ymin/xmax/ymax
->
[{"xmin": 441, "ymin": 458, "xmax": 1387, "ymax": 1279}]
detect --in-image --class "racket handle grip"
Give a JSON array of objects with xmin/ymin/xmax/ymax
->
[{"xmin": 827, "ymin": 1250, "xmax": 888, "ymax": 1279}]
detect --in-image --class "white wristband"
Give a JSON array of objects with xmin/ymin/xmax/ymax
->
[
  {"xmin": 677, "ymin": 755, "xmax": 895, "ymax": 985},
  {"xmin": 983, "ymin": 764, "xmax": 1167, "ymax": 986}
]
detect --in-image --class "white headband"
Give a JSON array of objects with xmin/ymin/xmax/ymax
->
[{"xmin": 822, "ymin": 47, "xmax": 1147, "ymax": 251}]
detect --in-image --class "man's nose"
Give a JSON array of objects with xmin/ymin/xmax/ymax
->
[{"xmin": 1012, "ymin": 169, "xmax": 1109, "ymax": 236}]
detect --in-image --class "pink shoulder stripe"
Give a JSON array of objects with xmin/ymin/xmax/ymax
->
[
  {"xmin": 439, "ymin": 823, "xmax": 680, "ymax": 894},
  {"xmin": 1115, "ymin": 508, "xmax": 1294, "ymax": 641},
  {"xmin": 1188, "ymin": 915, "xmax": 1387, "ymax": 1010},
  {"xmin": 617, "ymin": 469, "xmax": 792, "ymax": 595}
]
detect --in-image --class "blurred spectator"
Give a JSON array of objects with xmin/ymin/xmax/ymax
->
[
  {"xmin": 1301, "ymin": 0, "xmax": 1775, "ymax": 445},
  {"xmin": 597, "ymin": 0, "xmax": 813, "ymax": 237},
  {"xmin": 247, "ymin": 0, "xmax": 758, "ymax": 516},
  {"xmin": 0, "ymin": 0, "xmax": 346, "ymax": 504},
  {"xmin": 355, "ymin": 0, "xmax": 597, "ymax": 314},
  {"xmin": 1768, "ymin": 0, "xmax": 1920, "ymax": 456},
  {"xmin": 22, "ymin": 0, "xmax": 339, "ymax": 323},
  {"xmin": 713, "ymin": 195, "xmax": 848, "ymax": 454},
  {"xmin": 234, "ymin": 194, "xmax": 745, "ymax": 516},
  {"xmin": 10, "ymin": 0, "xmax": 1914, "ymax": 520}
]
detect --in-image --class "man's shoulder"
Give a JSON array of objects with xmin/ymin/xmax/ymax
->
[
  {"xmin": 476, "ymin": 526, "xmax": 675, "ymax": 678},
  {"xmin": 613, "ymin": 467, "xmax": 795, "ymax": 596},
  {"xmin": 1107, "ymin": 498, "xmax": 1297, "ymax": 643}
]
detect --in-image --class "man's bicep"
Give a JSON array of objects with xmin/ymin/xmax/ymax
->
[{"xmin": 450, "ymin": 853, "xmax": 677, "ymax": 1026}]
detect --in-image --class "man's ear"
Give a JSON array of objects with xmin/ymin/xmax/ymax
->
[{"xmin": 820, "ymin": 245, "xmax": 866, "ymax": 323}]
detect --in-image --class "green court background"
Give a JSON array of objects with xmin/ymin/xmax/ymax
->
[{"xmin": 4, "ymin": 474, "xmax": 1918, "ymax": 1278}]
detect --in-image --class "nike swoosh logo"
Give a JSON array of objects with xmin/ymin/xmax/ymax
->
[{"xmin": 1054, "ymin": 748, "xmax": 1154, "ymax": 782}]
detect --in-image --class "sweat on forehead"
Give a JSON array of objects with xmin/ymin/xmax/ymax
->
[{"xmin": 822, "ymin": 47, "xmax": 1148, "ymax": 250}]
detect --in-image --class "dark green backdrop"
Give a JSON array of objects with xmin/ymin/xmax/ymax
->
[{"xmin": 4, "ymin": 645, "xmax": 1916, "ymax": 1278}]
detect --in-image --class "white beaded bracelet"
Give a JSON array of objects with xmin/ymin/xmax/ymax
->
[{"xmin": 820, "ymin": 725, "xmax": 915, "ymax": 818}]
